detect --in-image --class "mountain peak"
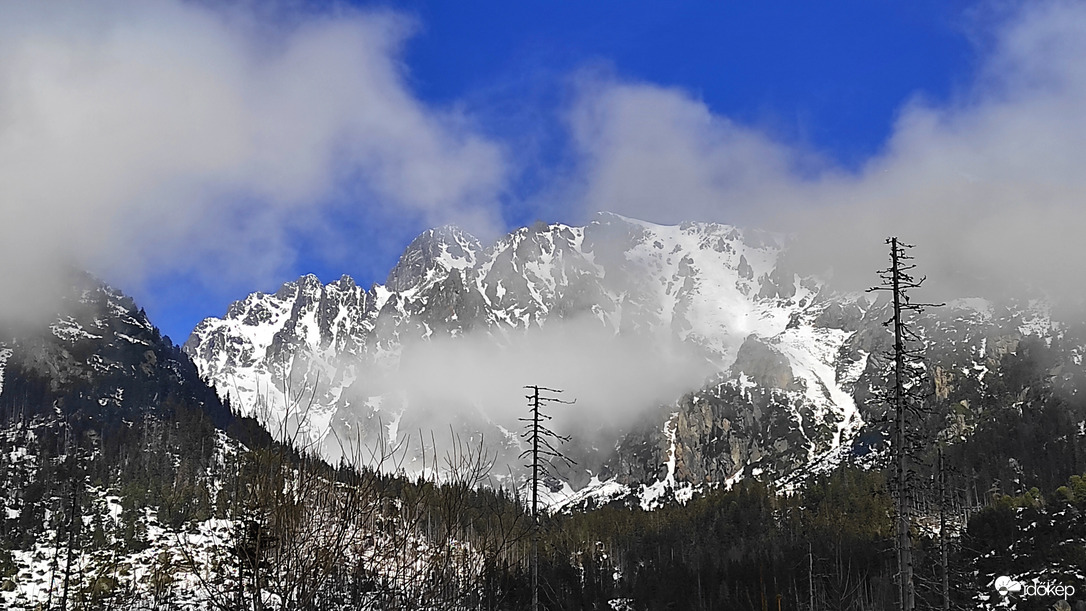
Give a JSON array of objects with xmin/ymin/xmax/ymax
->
[{"xmin": 385, "ymin": 225, "xmax": 483, "ymax": 293}]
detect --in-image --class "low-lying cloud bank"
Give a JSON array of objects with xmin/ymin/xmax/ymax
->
[{"xmin": 390, "ymin": 316, "xmax": 716, "ymax": 435}]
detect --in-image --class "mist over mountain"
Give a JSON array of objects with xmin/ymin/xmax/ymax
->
[
  {"xmin": 4, "ymin": 1, "xmax": 1086, "ymax": 606},
  {"xmin": 183, "ymin": 212, "xmax": 1086, "ymax": 509},
  {"xmin": 1, "ymin": 217, "xmax": 1084, "ymax": 608}
]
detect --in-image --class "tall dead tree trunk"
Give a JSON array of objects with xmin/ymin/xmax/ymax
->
[
  {"xmin": 939, "ymin": 447, "xmax": 950, "ymax": 611},
  {"xmin": 890, "ymin": 239, "xmax": 915, "ymax": 611},
  {"xmin": 869, "ymin": 237, "xmax": 940, "ymax": 611},
  {"xmin": 529, "ymin": 386, "xmax": 540, "ymax": 611},
  {"xmin": 520, "ymin": 385, "xmax": 574, "ymax": 611}
]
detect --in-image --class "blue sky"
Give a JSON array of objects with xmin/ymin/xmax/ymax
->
[
  {"xmin": 2, "ymin": 0, "xmax": 1084, "ymax": 340},
  {"xmin": 404, "ymin": 1, "xmax": 974, "ymax": 167},
  {"xmin": 150, "ymin": 0, "xmax": 977, "ymax": 342}
]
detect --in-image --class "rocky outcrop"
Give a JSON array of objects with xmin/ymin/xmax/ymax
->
[{"xmin": 732, "ymin": 337, "xmax": 797, "ymax": 390}]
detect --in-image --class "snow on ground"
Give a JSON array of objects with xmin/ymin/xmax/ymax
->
[
  {"xmin": 1, "ymin": 480, "xmax": 488, "ymax": 610},
  {"xmin": 1, "ymin": 486, "xmax": 227, "ymax": 610}
]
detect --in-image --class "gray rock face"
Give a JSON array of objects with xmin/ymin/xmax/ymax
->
[
  {"xmin": 737, "ymin": 255, "xmax": 754, "ymax": 280},
  {"xmin": 733, "ymin": 337, "xmax": 797, "ymax": 390}
]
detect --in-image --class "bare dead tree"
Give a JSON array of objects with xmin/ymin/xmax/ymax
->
[
  {"xmin": 868, "ymin": 237, "xmax": 941, "ymax": 611},
  {"xmin": 520, "ymin": 385, "xmax": 575, "ymax": 611}
]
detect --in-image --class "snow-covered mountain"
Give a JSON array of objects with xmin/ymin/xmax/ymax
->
[
  {"xmin": 0, "ymin": 226, "xmax": 1078, "ymax": 611},
  {"xmin": 183, "ymin": 213, "xmax": 1083, "ymax": 506}
]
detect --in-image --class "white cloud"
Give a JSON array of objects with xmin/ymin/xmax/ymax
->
[
  {"xmin": 566, "ymin": 75, "xmax": 821, "ymax": 228},
  {"xmin": 0, "ymin": 0, "xmax": 506, "ymax": 321},
  {"xmin": 565, "ymin": 1, "xmax": 1086, "ymax": 301},
  {"xmin": 390, "ymin": 316, "xmax": 714, "ymax": 434}
]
